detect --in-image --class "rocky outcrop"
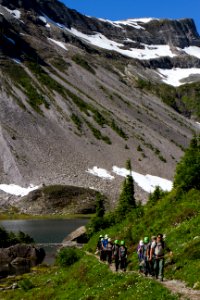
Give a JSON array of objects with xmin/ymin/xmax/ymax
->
[
  {"xmin": 16, "ymin": 185, "xmax": 99, "ymax": 215},
  {"xmin": 0, "ymin": 0, "xmax": 199, "ymax": 49},
  {"xmin": 62, "ymin": 226, "xmax": 88, "ymax": 245},
  {"xmin": 0, "ymin": 244, "xmax": 45, "ymax": 265}
]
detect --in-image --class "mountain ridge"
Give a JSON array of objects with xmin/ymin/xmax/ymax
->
[{"xmin": 0, "ymin": 0, "xmax": 200, "ymax": 208}]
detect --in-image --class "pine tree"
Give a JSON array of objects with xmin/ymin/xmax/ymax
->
[
  {"xmin": 174, "ymin": 134, "xmax": 200, "ymax": 191},
  {"xmin": 117, "ymin": 159, "xmax": 136, "ymax": 217},
  {"xmin": 95, "ymin": 192, "xmax": 105, "ymax": 218}
]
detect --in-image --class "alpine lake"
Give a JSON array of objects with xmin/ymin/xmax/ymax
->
[{"xmin": 0, "ymin": 217, "xmax": 89, "ymax": 278}]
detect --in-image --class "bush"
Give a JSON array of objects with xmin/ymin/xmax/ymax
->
[
  {"xmin": 18, "ymin": 279, "xmax": 35, "ymax": 291},
  {"xmin": 174, "ymin": 135, "xmax": 200, "ymax": 191},
  {"xmin": 56, "ymin": 248, "xmax": 82, "ymax": 267}
]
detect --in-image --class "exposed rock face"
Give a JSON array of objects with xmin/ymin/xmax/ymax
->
[
  {"xmin": 62, "ymin": 226, "xmax": 88, "ymax": 245},
  {"xmin": 0, "ymin": 0, "xmax": 199, "ymax": 48},
  {"xmin": 0, "ymin": 0, "xmax": 200, "ymax": 209},
  {"xmin": 0, "ymin": 244, "xmax": 45, "ymax": 265},
  {"xmin": 16, "ymin": 185, "xmax": 100, "ymax": 214}
]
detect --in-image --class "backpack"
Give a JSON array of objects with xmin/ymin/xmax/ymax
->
[
  {"xmin": 143, "ymin": 243, "xmax": 150, "ymax": 258},
  {"xmin": 119, "ymin": 246, "xmax": 127, "ymax": 258},
  {"xmin": 113, "ymin": 244, "xmax": 119, "ymax": 257},
  {"xmin": 154, "ymin": 241, "xmax": 165, "ymax": 256},
  {"xmin": 107, "ymin": 242, "xmax": 113, "ymax": 251}
]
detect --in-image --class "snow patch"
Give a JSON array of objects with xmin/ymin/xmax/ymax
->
[
  {"xmin": 4, "ymin": 35, "xmax": 15, "ymax": 45},
  {"xmin": 48, "ymin": 38, "xmax": 68, "ymax": 50},
  {"xmin": 65, "ymin": 27, "xmax": 176, "ymax": 60},
  {"xmin": 157, "ymin": 68, "xmax": 200, "ymax": 86},
  {"xmin": 12, "ymin": 58, "xmax": 21, "ymax": 64},
  {"xmin": 86, "ymin": 166, "xmax": 173, "ymax": 193},
  {"xmin": 0, "ymin": 184, "xmax": 39, "ymax": 197},
  {"xmin": 183, "ymin": 46, "xmax": 200, "ymax": 59},
  {"xmin": 4, "ymin": 7, "xmax": 21, "ymax": 19},
  {"xmin": 112, "ymin": 166, "xmax": 173, "ymax": 193},
  {"xmin": 87, "ymin": 167, "xmax": 115, "ymax": 180}
]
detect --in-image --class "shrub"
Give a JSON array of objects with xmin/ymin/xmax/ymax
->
[
  {"xmin": 72, "ymin": 54, "xmax": 96, "ymax": 75},
  {"xmin": 174, "ymin": 134, "xmax": 200, "ymax": 191},
  {"xmin": 56, "ymin": 248, "xmax": 82, "ymax": 267},
  {"xmin": 71, "ymin": 113, "xmax": 82, "ymax": 131},
  {"xmin": 18, "ymin": 279, "xmax": 35, "ymax": 291}
]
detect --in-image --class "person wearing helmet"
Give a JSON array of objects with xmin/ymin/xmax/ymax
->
[
  {"xmin": 112, "ymin": 239, "xmax": 120, "ymax": 271},
  {"xmin": 149, "ymin": 235, "xmax": 157, "ymax": 276},
  {"xmin": 137, "ymin": 239, "xmax": 145, "ymax": 273},
  {"xmin": 107, "ymin": 238, "xmax": 113, "ymax": 265},
  {"xmin": 119, "ymin": 240, "xmax": 127, "ymax": 271},
  {"xmin": 101, "ymin": 234, "xmax": 109, "ymax": 261},
  {"xmin": 96, "ymin": 235, "xmax": 103, "ymax": 257},
  {"xmin": 143, "ymin": 236, "xmax": 151, "ymax": 276}
]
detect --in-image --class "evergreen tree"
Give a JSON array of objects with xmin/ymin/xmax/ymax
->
[
  {"xmin": 95, "ymin": 192, "xmax": 105, "ymax": 218},
  {"xmin": 117, "ymin": 159, "xmax": 136, "ymax": 217},
  {"xmin": 174, "ymin": 134, "xmax": 200, "ymax": 191},
  {"xmin": 149, "ymin": 186, "xmax": 167, "ymax": 206}
]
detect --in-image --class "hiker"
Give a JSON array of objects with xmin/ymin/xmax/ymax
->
[
  {"xmin": 101, "ymin": 234, "xmax": 109, "ymax": 261},
  {"xmin": 119, "ymin": 240, "xmax": 127, "ymax": 271},
  {"xmin": 112, "ymin": 239, "xmax": 120, "ymax": 271},
  {"xmin": 96, "ymin": 235, "xmax": 103, "ymax": 256},
  {"xmin": 150, "ymin": 233, "xmax": 172, "ymax": 281},
  {"xmin": 143, "ymin": 236, "xmax": 151, "ymax": 276},
  {"xmin": 137, "ymin": 239, "xmax": 144, "ymax": 273},
  {"xmin": 99, "ymin": 238, "xmax": 104, "ymax": 261},
  {"xmin": 149, "ymin": 235, "xmax": 157, "ymax": 276},
  {"xmin": 107, "ymin": 238, "xmax": 113, "ymax": 265}
]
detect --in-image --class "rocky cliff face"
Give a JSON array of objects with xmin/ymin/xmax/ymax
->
[{"xmin": 0, "ymin": 0, "xmax": 200, "ymax": 208}]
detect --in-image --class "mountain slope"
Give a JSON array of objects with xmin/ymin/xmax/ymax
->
[{"xmin": 0, "ymin": 0, "xmax": 200, "ymax": 206}]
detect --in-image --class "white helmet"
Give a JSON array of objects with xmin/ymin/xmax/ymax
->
[{"xmin": 139, "ymin": 240, "xmax": 144, "ymax": 246}]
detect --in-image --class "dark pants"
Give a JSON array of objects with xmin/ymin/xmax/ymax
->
[
  {"xmin": 114, "ymin": 257, "xmax": 119, "ymax": 271},
  {"xmin": 100, "ymin": 250, "xmax": 106, "ymax": 261},
  {"xmin": 120, "ymin": 258, "xmax": 127, "ymax": 271},
  {"xmin": 149, "ymin": 258, "xmax": 155, "ymax": 276},
  {"xmin": 144, "ymin": 258, "xmax": 151, "ymax": 275},
  {"xmin": 107, "ymin": 250, "xmax": 112, "ymax": 265}
]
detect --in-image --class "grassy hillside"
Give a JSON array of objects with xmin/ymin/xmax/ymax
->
[
  {"xmin": 85, "ymin": 188, "xmax": 200, "ymax": 288},
  {"xmin": 1, "ymin": 254, "xmax": 178, "ymax": 300},
  {"xmin": 85, "ymin": 135, "xmax": 200, "ymax": 289}
]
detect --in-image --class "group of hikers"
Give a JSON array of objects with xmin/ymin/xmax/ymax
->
[
  {"xmin": 96, "ymin": 234, "xmax": 128, "ymax": 272},
  {"xmin": 96, "ymin": 233, "xmax": 172, "ymax": 281}
]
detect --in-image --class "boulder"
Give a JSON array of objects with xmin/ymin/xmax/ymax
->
[
  {"xmin": 0, "ymin": 244, "xmax": 45, "ymax": 265},
  {"xmin": 62, "ymin": 226, "xmax": 88, "ymax": 244}
]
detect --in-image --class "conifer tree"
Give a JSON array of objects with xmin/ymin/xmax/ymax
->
[
  {"xmin": 95, "ymin": 192, "xmax": 105, "ymax": 218},
  {"xmin": 174, "ymin": 134, "xmax": 200, "ymax": 191},
  {"xmin": 117, "ymin": 159, "xmax": 136, "ymax": 216}
]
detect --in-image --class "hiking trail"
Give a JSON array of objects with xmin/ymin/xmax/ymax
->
[{"xmin": 87, "ymin": 252, "xmax": 200, "ymax": 300}]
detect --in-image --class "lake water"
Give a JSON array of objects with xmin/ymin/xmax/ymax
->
[{"xmin": 0, "ymin": 218, "xmax": 89, "ymax": 276}]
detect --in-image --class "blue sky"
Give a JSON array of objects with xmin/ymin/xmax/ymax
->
[{"xmin": 61, "ymin": 0, "xmax": 200, "ymax": 34}]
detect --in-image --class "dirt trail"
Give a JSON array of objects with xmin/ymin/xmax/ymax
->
[{"xmin": 88, "ymin": 252, "xmax": 200, "ymax": 300}]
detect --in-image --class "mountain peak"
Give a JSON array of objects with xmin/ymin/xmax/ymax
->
[{"xmin": 0, "ymin": 0, "xmax": 200, "ymax": 204}]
